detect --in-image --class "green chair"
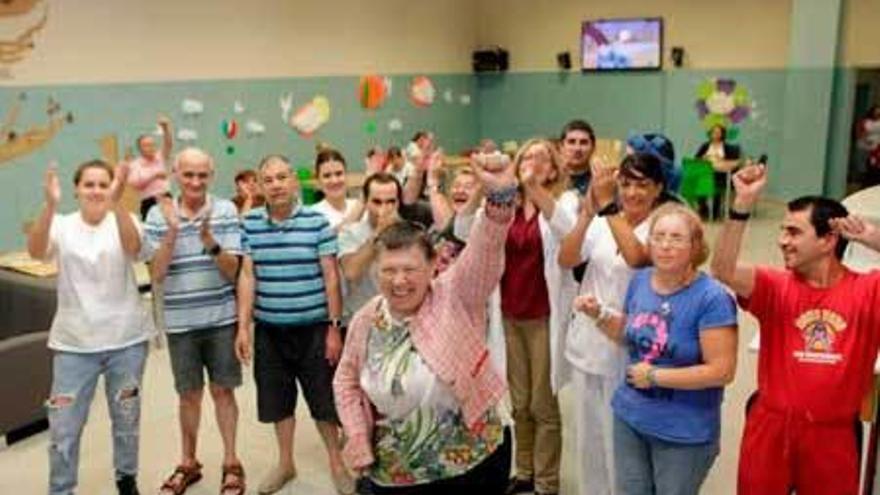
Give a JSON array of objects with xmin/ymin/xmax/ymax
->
[
  {"xmin": 679, "ymin": 158, "xmax": 717, "ymax": 219},
  {"xmin": 296, "ymin": 167, "xmax": 318, "ymax": 205}
]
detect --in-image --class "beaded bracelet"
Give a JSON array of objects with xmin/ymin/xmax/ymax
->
[{"xmin": 486, "ymin": 184, "xmax": 518, "ymax": 206}]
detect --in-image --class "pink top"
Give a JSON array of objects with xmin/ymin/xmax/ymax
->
[
  {"xmin": 126, "ymin": 156, "xmax": 169, "ymax": 200},
  {"xmin": 333, "ymin": 211, "xmax": 511, "ymax": 469}
]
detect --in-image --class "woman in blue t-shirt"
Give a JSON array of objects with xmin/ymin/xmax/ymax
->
[{"xmin": 574, "ymin": 202, "xmax": 738, "ymax": 495}]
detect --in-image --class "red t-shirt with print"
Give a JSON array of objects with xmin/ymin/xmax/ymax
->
[{"xmin": 741, "ymin": 266, "xmax": 880, "ymax": 420}]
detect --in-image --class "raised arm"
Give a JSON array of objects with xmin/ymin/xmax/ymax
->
[
  {"xmin": 110, "ymin": 164, "xmax": 141, "ymax": 257},
  {"xmin": 426, "ymin": 154, "xmax": 453, "ymax": 229},
  {"xmin": 831, "ymin": 215, "xmax": 880, "ymax": 254},
  {"xmin": 27, "ymin": 167, "xmax": 60, "ymax": 260},
  {"xmin": 158, "ymin": 115, "xmax": 173, "ymax": 162},
  {"xmin": 558, "ymin": 193, "xmax": 597, "ymax": 268},
  {"xmin": 591, "ymin": 163, "xmax": 649, "ymax": 267},
  {"xmin": 710, "ymin": 163, "xmax": 766, "ymax": 298}
]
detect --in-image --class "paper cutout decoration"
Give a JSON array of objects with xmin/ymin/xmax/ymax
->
[
  {"xmin": 226, "ymin": 145, "xmax": 235, "ymax": 155},
  {"xmin": 388, "ymin": 118, "xmax": 403, "ymax": 132},
  {"xmin": 177, "ymin": 128, "xmax": 198, "ymax": 142},
  {"xmin": 0, "ymin": 4, "xmax": 47, "ymax": 66},
  {"xmin": 245, "ymin": 119, "xmax": 266, "ymax": 137},
  {"xmin": 281, "ymin": 93, "xmax": 330, "ymax": 137},
  {"xmin": 233, "ymin": 100, "xmax": 245, "ymax": 114},
  {"xmin": 358, "ymin": 75, "xmax": 389, "ymax": 110},
  {"xmin": 181, "ymin": 98, "xmax": 204, "ymax": 116},
  {"xmin": 364, "ymin": 121, "xmax": 377, "ymax": 135},
  {"xmin": 0, "ymin": 93, "xmax": 72, "ymax": 164},
  {"xmin": 221, "ymin": 119, "xmax": 238, "ymax": 139},
  {"xmin": 443, "ymin": 89, "xmax": 454, "ymax": 103},
  {"xmin": 459, "ymin": 94, "xmax": 472, "ymax": 106},
  {"xmin": 695, "ymin": 78, "xmax": 751, "ymax": 139},
  {"xmin": 409, "ymin": 76, "xmax": 436, "ymax": 107}
]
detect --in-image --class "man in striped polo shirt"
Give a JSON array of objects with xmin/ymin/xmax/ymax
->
[
  {"xmin": 144, "ymin": 147, "xmax": 247, "ymax": 494},
  {"xmin": 236, "ymin": 154, "xmax": 352, "ymax": 495}
]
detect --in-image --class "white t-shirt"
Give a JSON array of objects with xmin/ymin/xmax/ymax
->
[
  {"xmin": 311, "ymin": 198, "xmax": 360, "ymax": 229},
  {"xmin": 46, "ymin": 211, "xmax": 154, "ymax": 352},
  {"xmin": 338, "ymin": 217, "xmax": 379, "ymax": 321},
  {"xmin": 565, "ymin": 216, "xmax": 649, "ymax": 377}
]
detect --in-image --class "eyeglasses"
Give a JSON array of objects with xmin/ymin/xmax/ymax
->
[{"xmin": 649, "ymin": 233, "xmax": 691, "ymax": 248}]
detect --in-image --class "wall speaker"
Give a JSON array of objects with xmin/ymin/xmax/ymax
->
[
  {"xmin": 671, "ymin": 47, "xmax": 685, "ymax": 68},
  {"xmin": 557, "ymin": 51, "xmax": 572, "ymax": 70},
  {"xmin": 473, "ymin": 47, "xmax": 509, "ymax": 73}
]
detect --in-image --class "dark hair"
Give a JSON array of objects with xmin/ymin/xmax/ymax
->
[
  {"xmin": 135, "ymin": 134, "xmax": 152, "ymax": 150},
  {"xmin": 375, "ymin": 221, "xmax": 435, "ymax": 260},
  {"xmin": 362, "ymin": 172, "xmax": 402, "ymax": 203},
  {"xmin": 787, "ymin": 196, "xmax": 850, "ymax": 259},
  {"xmin": 315, "ymin": 148, "xmax": 346, "ymax": 175},
  {"xmin": 560, "ymin": 119, "xmax": 596, "ymax": 143},
  {"xmin": 387, "ymin": 146, "xmax": 403, "ymax": 160},
  {"xmin": 257, "ymin": 154, "xmax": 291, "ymax": 172},
  {"xmin": 412, "ymin": 131, "xmax": 430, "ymax": 142},
  {"xmin": 73, "ymin": 159, "xmax": 114, "ymax": 186},
  {"xmin": 709, "ymin": 124, "xmax": 727, "ymax": 141},
  {"xmin": 234, "ymin": 169, "xmax": 257, "ymax": 183},
  {"xmin": 618, "ymin": 153, "xmax": 679, "ymax": 205}
]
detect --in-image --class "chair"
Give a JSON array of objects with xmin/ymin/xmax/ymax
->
[{"xmin": 679, "ymin": 158, "xmax": 718, "ymax": 219}]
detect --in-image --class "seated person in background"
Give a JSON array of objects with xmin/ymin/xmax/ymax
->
[
  {"xmin": 231, "ymin": 169, "xmax": 265, "ymax": 215},
  {"xmin": 385, "ymin": 146, "xmax": 407, "ymax": 184},
  {"xmin": 338, "ymin": 173, "xmax": 402, "ymax": 325},
  {"xmin": 334, "ymin": 156, "xmax": 518, "ymax": 494},
  {"xmin": 311, "ymin": 148, "xmax": 363, "ymax": 231},
  {"xmin": 364, "ymin": 146, "xmax": 387, "ymax": 176},
  {"xmin": 126, "ymin": 115, "xmax": 173, "ymax": 219},
  {"xmin": 694, "ymin": 124, "xmax": 741, "ymax": 219}
]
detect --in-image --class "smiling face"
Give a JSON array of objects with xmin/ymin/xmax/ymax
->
[
  {"xmin": 516, "ymin": 141, "xmax": 559, "ymax": 187},
  {"xmin": 618, "ymin": 172, "xmax": 662, "ymax": 222},
  {"xmin": 175, "ymin": 151, "xmax": 213, "ymax": 204},
  {"xmin": 376, "ymin": 244, "xmax": 434, "ymax": 317},
  {"xmin": 777, "ymin": 208, "xmax": 838, "ymax": 272},
  {"xmin": 449, "ymin": 171, "xmax": 478, "ymax": 212},
  {"xmin": 316, "ymin": 159, "xmax": 347, "ymax": 201},
  {"xmin": 75, "ymin": 166, "xmax": 113, "ymax": 219}
]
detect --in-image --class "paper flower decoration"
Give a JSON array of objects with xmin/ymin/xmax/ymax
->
[
  {"xmin": 388, "ymin": 118, "xmax": 403, "ymax": 132},
  {"xmin": 176, "ymin": 128, "xmax": 198, "ymax": 142},
  {"xmin": 288, "ymin": 96, "xmax": 330, "ymax": 137},
  {"xmin": 409, "ymin": 76, "xmax": 436, "ymax": 107},
  {"xmin": 358, "ymin": 75, "xmax": 389, "ymax": 110},
  {"xmin": 695, "ymin": 78, "xmax": 751, "ymax": 131},
  {"xmin": 459, "ymin": 94, "xmax": 472, "ymax": 106},
  {"xmin": 443, "ymin": 89, "xmax": 454, "ymax": 103},
  {"xmin": 245, "ymin": 119, "xmax": 266, "ymax": 137},
  {"xmin": 233, "ymin": 100, "xmax": 245, "ymax": 114}
]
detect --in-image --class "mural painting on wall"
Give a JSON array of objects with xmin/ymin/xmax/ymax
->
[
  {"xmin": 281, "ymin": 93, "xmax": 331, "ymax": 138},
  {"xmin": 410, "ymin": 76, "xmax": 436, "ymax": 107},
  {"xmin": 0, "ymin": 92, "xmax": 72, "ymax": 163},
  {"xmin": 695, "ymin": 78, "xmax": 751, "ymax": 141},
  {"xmin": 0, "ymin": 0, "xmax": 49, "ymax": 75},
  {"xmin": 358, "ymin": 75, "xmax": 390, "ymax": 110}
]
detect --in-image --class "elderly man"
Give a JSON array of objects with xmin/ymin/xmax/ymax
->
[
  {"xmin": 144, "ymin": 147, "xmax": 246, "ymax": 495},
  {"xmin": 237, "ymin": 154, "xmax": 353, "ymax": 495}
]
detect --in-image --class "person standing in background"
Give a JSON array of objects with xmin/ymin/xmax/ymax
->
[{"xmin": 126, "ymin": 115, "xmax": 173, "ymax": 220}]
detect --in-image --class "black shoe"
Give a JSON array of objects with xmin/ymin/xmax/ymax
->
[
  {"xmin": 506, "ymin": 477, "xmax": 534, "ymax": 495},
  {"xmin": 115, "ymin": 474, "xmax": 139, "ymax": 495}
]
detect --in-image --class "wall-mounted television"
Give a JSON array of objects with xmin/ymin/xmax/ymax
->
[{"xmin": 581, "ymin": 17, "xmax": 663, "ymax": 71}]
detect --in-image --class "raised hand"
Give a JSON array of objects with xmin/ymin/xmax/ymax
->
[
  {"xmin": 472, "ymin": 152, "xmax": 516, "ymax": 193},
  {"xmin": 158, "ymin": 195, "xmax": 180, "ymax": 232},
  {"xmin": 731, "ymin": 161, "xmax": 767, "ymax": 209},
  {"xmin": 573, "ymin": 294, "xmax": 601, "ymax": 319},
  {"xmin": 590, "ymin": 158, "xmax": 617, "ymax": 208},
  {"xmin": 44, "ymin": 163, "xmax": 61, "ymax": 208},
  {"xmin": 110, "ymin": 163, "xmax": 129, "ymax": 204},
  {"xmin": 427, "ymin": 149, "xmax": 445, "ymax": 185},
  {"xmin": 830, "ymin": 215, "xmax": 880, "ymax": 246}
]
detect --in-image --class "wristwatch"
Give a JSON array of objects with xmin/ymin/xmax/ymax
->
[
  {"xmin": 598, "ymin": 202, "xmax": 620, "ymax": 217},
  {"xmin": 205, "ymin": 243, "xmax": 222, "ymax": 257},
  {"xmin": 328, "ymin": 318, "xmax": 342, "ymax": 329}
]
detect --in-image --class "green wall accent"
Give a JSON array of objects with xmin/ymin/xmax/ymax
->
[
  {"xmin": 0, "ymin": 74, "xmax": 477, "ymax": 251},
  {"xmin": 825, "ymin": 68, "xmax": 857, "ymax": 199}
]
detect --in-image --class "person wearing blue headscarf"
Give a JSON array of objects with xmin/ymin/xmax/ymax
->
[{"xmin": 625, "ymin": 133, "xmax": 682, "ymax": 194}]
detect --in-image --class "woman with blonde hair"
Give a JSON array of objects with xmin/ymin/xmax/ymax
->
[
  {"xmin": 574, "ymin": 203, "xmax": 738, "ymax": 495},
  {"xmin": 500, "ymin": 138, "xmax": 578, "ymax": 495}
]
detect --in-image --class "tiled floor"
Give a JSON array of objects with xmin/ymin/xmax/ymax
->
[{"xmin": 0, "ymin": 202, "xmax": 786, "ymax": 494}]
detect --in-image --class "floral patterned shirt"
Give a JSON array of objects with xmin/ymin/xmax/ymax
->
[{"xmin": 360, "ymin": 299, "xmax": 504, "ymax": 486}]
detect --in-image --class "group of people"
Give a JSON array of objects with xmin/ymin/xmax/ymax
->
[{"xmin": 27, "ymin": 116, "xmax": 880, "ymax": 495}]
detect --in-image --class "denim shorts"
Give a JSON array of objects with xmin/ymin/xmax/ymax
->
[{"xmin": 166, "ymin": 324, "xmax": 242, "ymax": 394}]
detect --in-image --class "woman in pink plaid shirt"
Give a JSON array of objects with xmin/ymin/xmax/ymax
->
[{"xmin": 333, "ymin": 159, "xmax": 516, "ymax": 494}]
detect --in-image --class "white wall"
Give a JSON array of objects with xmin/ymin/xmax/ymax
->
[
  {"xmin": 475, "ymin": 0, "xmax": 793, "ymax": 70},
  {"xmin": 0, "ymin": 0, "xmax": 478, "ymax": 85}
]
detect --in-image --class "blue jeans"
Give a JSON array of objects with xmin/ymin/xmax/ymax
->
[
  {"xmin": 613, "ymin": 416, "xmax": 719, "ymax": 495},
  {"xmin": 47, "ymin": 343, "xmax": 148, "ymax": 495}
]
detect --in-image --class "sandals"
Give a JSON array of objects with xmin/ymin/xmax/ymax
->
[
  {"xmin": 220, "ymin": 463, "xmax": 246, "ymax": 495},
  {"xmin": 159, "ymin": 462, "xmax": 203, "ymax": 495}
]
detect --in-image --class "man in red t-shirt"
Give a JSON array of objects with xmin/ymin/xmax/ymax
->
[{"xmin": 711, "ymin": 163, "xmax": 880, "ymax": 494}]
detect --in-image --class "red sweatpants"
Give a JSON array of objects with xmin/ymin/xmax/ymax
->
[{"xmin": 738, "ymin": 401, "xmax": 860, "ymax": 495}]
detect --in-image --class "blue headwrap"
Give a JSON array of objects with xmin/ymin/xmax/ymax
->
[{"xmin": 626, "ymin": 132, "xmax": 682, "ymax": 192}]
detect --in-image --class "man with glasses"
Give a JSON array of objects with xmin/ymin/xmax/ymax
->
[
  {"xmin": 237, "ymin": 154, "xmax": 352, "ymax": 494},
  {"xmin": 338, "ymin": 172, "xmax": 403, "ymax": 324}
]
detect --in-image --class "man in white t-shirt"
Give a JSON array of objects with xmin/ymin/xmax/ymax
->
[{"xmin": 338, "ymin": 172, "xmax": 402, "ymax": 322}]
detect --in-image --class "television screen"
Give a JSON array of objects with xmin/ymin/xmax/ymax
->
[{"xmin": 581, "ymin": 18, "xmax": 663, "ymax": 71}]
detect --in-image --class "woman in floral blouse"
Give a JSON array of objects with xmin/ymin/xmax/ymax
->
[{"xmin": 333, "ymin": 159, "xmax": 516, "ymax": 494}]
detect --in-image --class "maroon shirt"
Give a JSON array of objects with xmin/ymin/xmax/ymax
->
[{"xmin": 501, "ymin": 207, "xmax": 551, "ymax": 319}]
